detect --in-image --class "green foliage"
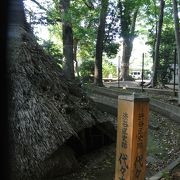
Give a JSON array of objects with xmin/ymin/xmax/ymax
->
[
  {"xmin": 42, "ymin": 40, "xmax": 63, "ymax": 67},
  {"xmin": 162, "ymin": 171, "xmax": 171, "ymax": 180},
  {"xmin": 79, "ymin": 58, "xmax": 117, "ymax": 82},
  {"xmin": 70, "ymin": 0, "xmax": 100, "ymax": 57},
  {"xmin": 104, "ymin": 42, "xmax": 119, "ymax": 58},
  {"xmin": 159, "ymin": 26, "xmax": 175, "ymax": 65},
  {"xmin": 102, "ymin": 59, "xmax": 117, "ymax": 78},
  {"xmin": 79, "ymin": 59, "xmax": 95, "ymax": 81},
  {"xmin": 25, "ymin": 0, "xmax": 178, "ymax": 85},
  {"xmin": 104, "ymin": 1, "xmax": 119, "ymax": 56},
  {"xmin": 138, "ymin": 0, "xmax": 176, "ymax": 85},
  {"xmin": 117, "ymin": 0, "xmax": 144, "ymax": 38},
  {"xmin": 46, "ymin": 2, "xmax": 60, "ymax": 25},
  {"xmin": 69, "ymin": 0, "xmax": 120, "ymax": 60},
  {"xmin": 146, "ymin": 18, "xmax": 175, "ymax": 84}
]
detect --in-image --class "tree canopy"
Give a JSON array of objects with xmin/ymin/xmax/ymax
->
[{"xmin": 24, "ymin": 0, "xmax": 180, "ymax": 100}]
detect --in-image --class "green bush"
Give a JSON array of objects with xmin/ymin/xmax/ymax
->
[
  {"xmin": 103, "ymin": 59, "xmax": 117, "ymax": 78},
  {"xmin": 79, "ymin": 59, "xmax": 94, "ymax": 83},
  {"xmin": 42, "ymin": 40, "xmax": 63, "ymax": 67},
  {"xmin": 79, "ymin": 58, "xmax": 117, "ymax": 82}
]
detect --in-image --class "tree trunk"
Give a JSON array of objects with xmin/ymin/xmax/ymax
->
[
  {"xmin": 120, "ymin": 8, "xmax": 139, "ymax": 81},
  {"xmin": 152, "ymin": 0, "xmax": 165, "ymax": 87},
  {"xmin": 121, "ymin": 38, "xmax": 133, "ymax": 81},
  {"xmin": 94, "ymin": 0, "xmax": 108, "ymax": 86},
  {"xmin": 152, "ymin": 0, "xmax": 158, "ymax": 65},
  {"xmin": 60, "ymin": 0, "xmax": 75, "ymax": 80},
  {"xmin": 172, "ymin": 0, "xmax": 180, "ymax": 105}
]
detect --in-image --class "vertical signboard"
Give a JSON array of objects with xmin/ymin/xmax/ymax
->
[{"xmin": 115, "ymin": 94, "xmax": 149, "ymax": 180}]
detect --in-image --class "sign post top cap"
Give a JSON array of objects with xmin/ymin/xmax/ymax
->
[{"xmin": 118, "ymin": 93, "xmax": 149, "ymax": 102}]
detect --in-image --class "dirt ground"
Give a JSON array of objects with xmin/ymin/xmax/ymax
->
[
  {"xmin": 52, "ymin": 83, "xmax": 180, "ymax": 180},
  {"xmin": 57, "ymin": 110, "xmax": 180, "ymax": 180}
]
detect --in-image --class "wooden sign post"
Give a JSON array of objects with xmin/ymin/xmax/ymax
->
[{"xmin": 115, "ymin": 94, "xmax": 149, "ymax": 180}]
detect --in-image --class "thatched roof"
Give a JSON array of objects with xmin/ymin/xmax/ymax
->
[{"xmin": 7, "ymin": 27, "xmax": 114, "ymax": 179}]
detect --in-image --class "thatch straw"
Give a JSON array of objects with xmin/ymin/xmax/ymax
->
[{"xmin": 7, "ymin": 28, "xmax": 113, "ymax": 179}]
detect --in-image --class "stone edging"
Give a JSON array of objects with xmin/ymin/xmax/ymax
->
[
  {"xmin": 147, "ymin": 157, "xmax": 180, "ymax": 180},
  {"xmin": 150, "ymin": 99, "xmax": 180, "ymax": 123},
  {"xmin": 87, "ymin": 86, "xmax": 180, "ymax": 123}
]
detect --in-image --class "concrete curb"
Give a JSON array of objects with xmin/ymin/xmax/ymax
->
[
  {"xmin": 109, "ymin": 85, "xmax": 178, "ymax": 96},
  {"xmin": 150, "ymin": 99, "xmax": 180, "ymax": 123},
  {"xmin": 90, "ymin": 94, "xmax": 118, "ymax": 115},
  {"xmin": 147, "ymin": 157, "xmax": 180, "ymax": 180},
  {"xmin": 88, "ymin": 86, "xmax": 180, "ymax": 123}
]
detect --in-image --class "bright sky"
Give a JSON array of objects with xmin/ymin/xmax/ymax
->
[
  {"xmin": 34, "ymin": 25, "xmax": 50, "ymax": 41},
  {"xmin": 110, "ymin": 37, "xmax": 153, "ymax": 71},
  {"xmin": 130, "ymin": 37, "xmax": 152, "ymax": 70},
  {"xmin": 24, "ymin": 0, "xmax": 53, "ymax": 42}
]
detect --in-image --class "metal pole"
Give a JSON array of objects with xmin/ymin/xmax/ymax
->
[
  {"xmin": 174, "ymin": 49, "xmax": 177, "ymax": 96},
  {"xmin": 142, "ymin": 53, "xmax": 144, "ymax": 92},
  {"xmin": 118, "ymin": 56, "xmax": 120, "ymax": 88}
]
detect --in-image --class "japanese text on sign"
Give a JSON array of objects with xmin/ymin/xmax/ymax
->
[
  {"xmin": 137, "ymin": 113, "xmax": 144, "ymax": 148},
  {"xmin": 121, "ymin": 112, "xmax": 128, "ymax": 149}
]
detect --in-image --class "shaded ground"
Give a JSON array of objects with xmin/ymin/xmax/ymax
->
[
  {"xmin": 54, "ymin": 110, "xmax": 180, "ymax": 180},
  {"xmin": 60, "ymin": 144, "xmax": 116, "ymax": 180},
  {"xmin": 51, "ymin": 82, "xmax": 180, "ymax": 180},
  {"xmin": 147, "ymin": 112, "xmax": 180, "ymax": 175}
]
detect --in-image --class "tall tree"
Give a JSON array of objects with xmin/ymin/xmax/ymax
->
[
  {"xmin": 94, "ymin": 0, "xmax": 109, "ymax": 86},
  {"xmin": 152, "ymin": 0, "xmax": 165, "ymax": 87},
  {"xmin": 50, "ymin": 0, "xmax": 99, "ymax": 78},
  {"xmin": 117, "ymin": 0, "xmax": 139, "ymax": 81},
  {"xmin": 69, "ymin": 0, "xmax": 99, "ymax": 77},
  {"xmin": 158, "ymin": 27, "xmax": 175, "ymax": 85},
  {"xmin": 141, "ymin": 0, "xmax": 176, "ymax": 85},
  {"xmin": 172, "ymin": 0, "xmax": 180, "ymax": 105},
  {"xmin": 60, "ymin": 0, "xmax": 75, "ymax": 80}
]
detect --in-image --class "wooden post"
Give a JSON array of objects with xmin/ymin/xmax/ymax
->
[
  {"xmin": 115, "ymin": 94, "xmax": 149, "ymax": 180},
  {"xmin": 118, "ymin": 56, "xmax": 121, "ymax": 88}
]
